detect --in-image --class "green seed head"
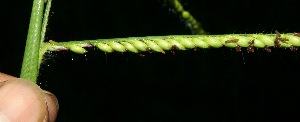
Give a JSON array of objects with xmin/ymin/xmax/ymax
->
[
  {"xmin": 154, "ymin": 39, "xmax": 172, "ymax": 50},
  {"xmin": 283, "ymin": 34, "xmax": 300, "ymax": 46},
  {"xmin": 120, "ymin": 42, "xmax": 139, "ymax": 53},
  {"xmin": 95, "ymin": 42, "xmax": 113, "ymax": 53},
  {"xmin": 220, "ymin": 37, "xmax": 237, "ymax": 48},
  {"xmin": 204, "ymin": 37, "xmax": 223, "ymax": 48},
  {"xmin": 191, "ymin": 38, "xmax": 209, "ymax": 48},
  {"xmin": 182, "ymin": 11, "xmax": 190, "ymax": 19},
  {"xmin": 43, "ymin": 34, "xmax": 300, "ymax": 54},
  {"xmin": 68, "ymin": 45, "xmax": 87, "ymax": 54},
  {"xmin": 255, "ymin": 35, "xmax": 274, "ymax": 46},
  {"xmin": 235, "ymin": 36, "xmax": 252, "ymax": 47},
  {"xmin": 107, "ymin": 42, "xmax": 126, "ymax": 52},
  {"xmin": 129, "ymin": 40, "xmax": 148, "ymax": 51},
  {"xmin": 167, "ymin": 39, "xmax": 186, "ymax": 50},
  {"xmin": 253, "ymin": 39, "xmax": 265, "ymax": 48},
  {"xmin": 176, "ymin": 38, "xmax": 195, "ymax": 49},
  {"xmin": 144, "ymin": 40, "xmax": 164, "ymax": 53}
]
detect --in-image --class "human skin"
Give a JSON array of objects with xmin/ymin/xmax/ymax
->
[{"xmin": 0, "ymin": 72, "xmax": 58, "ymax": 122}]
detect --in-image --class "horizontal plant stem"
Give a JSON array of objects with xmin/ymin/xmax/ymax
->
[{"xmin": 40, "ymin": 33, "xmax": 300, "ymax": 59}]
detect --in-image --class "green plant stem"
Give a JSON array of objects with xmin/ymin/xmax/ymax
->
[
  {"xmin": 39, "ymin": 33, "xmax": 300, "ymax": 58},
  {"xmin": 40, "ymin": 0, "xmax": 52, "ymax": 46},
  {"xmin": 20, "ymin": 0, "xmax": 45, "ymax": 83},
  {"xmin": 39, "ymin": 0, "xmax": 52, "ymax": 66},
  {"xmin": 172, "ymin": 0, "xmax": 206, "ymax": 34}
]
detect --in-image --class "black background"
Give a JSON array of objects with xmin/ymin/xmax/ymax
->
[{"xmin": 1, "ymin": 0, "xmax": 300, "ymax": 121}]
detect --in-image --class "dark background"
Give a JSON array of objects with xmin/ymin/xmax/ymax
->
[{"xmin": 1, "ymin": 0, "xmax": 300, "ymax": 121}]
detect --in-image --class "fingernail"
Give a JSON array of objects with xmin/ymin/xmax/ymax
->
[
  {"xmin": 43, "ymin": 90, "xmax": 59, "ymax": 122},
  {"xmin": 43, "ymin": 90, "xmax": 59, "ymax": 112}
]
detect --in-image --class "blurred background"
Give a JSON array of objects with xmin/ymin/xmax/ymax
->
[{"xmin": 1, "ymin": 0, "xmax": 300, "ymax": 121}]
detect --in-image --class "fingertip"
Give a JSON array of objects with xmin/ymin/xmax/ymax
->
[
  {"xmin": 0, "ymin": 73, "xmax": 59, "ymax": 122},
  {"xmin": 0, "ymin": 72, "xmax": 16, "ymax": 83},
  {"xmin": 0, "ymin": 78, "xmax": 48, "ymax": 122}
]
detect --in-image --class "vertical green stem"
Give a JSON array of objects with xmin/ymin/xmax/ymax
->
[
  {"xmin": 39, "ymin": 0, "xmax": 52, "ymax": 66},
  {"xmin": 20, "ymin": 0, "xmax": 44, "ymax": 82},
  {"xmin": 40, "ymin": 0, "xmax": 52, "ymax": 45}
]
